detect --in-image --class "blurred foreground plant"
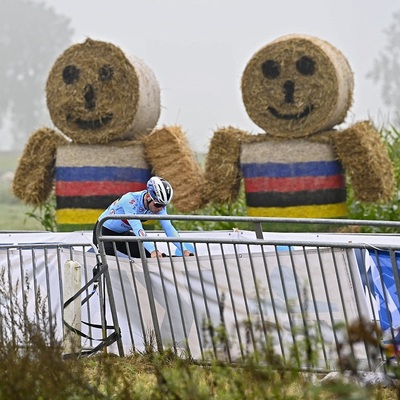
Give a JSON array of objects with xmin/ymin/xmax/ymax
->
[
  {"xmin": 0, "ymin": 268, "xmax": 100, "ymax": 399},
  {"xmin": 25, "ymin": 192, "xmax": 57, "ymax": 232}
]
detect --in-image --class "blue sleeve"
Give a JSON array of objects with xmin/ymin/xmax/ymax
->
[
  {"xmin": 127, "ymin": 218, "xmax": 156, "ymax": 254},
  {"xmin": 117, "ymin": 194, "xmax": 156, "ymax": 254},
  {"xmin": 160, "ymin": 216, "xmax": 190, "ymax": 253}
]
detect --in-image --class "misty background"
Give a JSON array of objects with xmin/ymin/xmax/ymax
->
[{"xmin": 1, "ymin": 0, "xmax": 400, "ymax": 154}]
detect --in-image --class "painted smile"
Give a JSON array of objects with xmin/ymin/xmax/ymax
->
[
  {"xmin": 67, "ymin": 113, "xmax": 113, "ymax": 130},
  {"xmin": 267, "ymin": 105, "xmax": 313, "ymax": 120}
]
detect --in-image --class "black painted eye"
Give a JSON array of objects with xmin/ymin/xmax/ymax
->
[
  {"xmin": 99, "ymin": 65, "xmax": 114, "ymax": 81},
  {"xmin": 261, "ymin": 60, "xmax": 280, "ymax": 79},
  {"xmin": 296, "ymin": 56, "xmax": 315, "ymax": 76},
  {"xmin": 62, "ymin": 65, "xmax": 80, "ymax": 84}
]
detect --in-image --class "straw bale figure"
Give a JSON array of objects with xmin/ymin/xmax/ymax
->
[
  {"xmin": 12, "ymin": 39, "xmax": 203, "ymax": 231},
  {"xmin": 204, "ymin": 34, "xmax": 395, "ymax": 218}
]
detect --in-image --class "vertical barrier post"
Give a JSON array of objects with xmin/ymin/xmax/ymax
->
[
  {"xmin": 63, "ymin": 260, "xmax": 82, "ymax": 353},
  {"xmin": 139, "ymin": 240, "xmax": 164, "ymax": 353},
  {"xmin": 96, "ymin": 220, "xmax": 125, "ymax": 356}
]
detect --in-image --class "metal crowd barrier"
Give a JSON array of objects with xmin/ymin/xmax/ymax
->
[
  {"xmin": 2, "ymin": 215, "xmax": 400, "ymax": 374},
  {"xmin": 0, "ymin": 237, "xmax": 103, "ymax": 355},
  {"xmin": 94, "ymin": 215, "xmax": 400, "ymax": 373}
]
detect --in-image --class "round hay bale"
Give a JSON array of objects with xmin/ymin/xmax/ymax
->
[
  {"xmin": 12, "ymin": 128, "xmax": 67, "ymax": 206},
  {"xmin": 143, "ymin": 125, "xmax": 205, "ymax": 212},
  {"xmin": 241, "ymin": 34, "xmax": 354, "ymax": 138},
  {"xmin": 332, "ymin": 121, "xmax": 395, "ymax": 202},
  {"xmin": 203, "ymin": 127, "xmax": 249, "ymax": 203},
  {"xmin": 46, "ymin": 38, "xmax": 160, "ymax": 144}
]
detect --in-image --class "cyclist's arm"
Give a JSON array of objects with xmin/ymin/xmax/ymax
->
[{"xmin": 160, "ymin": 219, "xmax": 193, "ymax": 254}]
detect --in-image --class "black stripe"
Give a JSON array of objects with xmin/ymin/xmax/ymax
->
[
  {"xmin": 57, "ymin": 195, "xmax": 117, "ymax": 209},
  {"xmin": 246, "ymin": 189, "xmax": 347, "ymax": 207}
]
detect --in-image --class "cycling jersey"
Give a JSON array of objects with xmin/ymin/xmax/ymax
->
[{"xmin": 98, "ymin": 190, "xmax": 188, "ymax": 254}]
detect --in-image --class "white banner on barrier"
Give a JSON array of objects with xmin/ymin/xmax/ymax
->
[
  {"xmin": 71, "ymin": 247, "xmax": 370, "ymax": 367},
  {"xmin": 0, "ymin": 231, "xmax": 375, "ymax": 368}
]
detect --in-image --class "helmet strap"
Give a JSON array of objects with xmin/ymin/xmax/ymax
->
[{"xmin": 145, "ymin": 193, "xmax": 153, "ymax": 210}]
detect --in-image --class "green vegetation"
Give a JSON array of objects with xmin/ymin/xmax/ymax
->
[{"xmin": 0, "ymin": 272, "xmax": 398, "ymax": 399}]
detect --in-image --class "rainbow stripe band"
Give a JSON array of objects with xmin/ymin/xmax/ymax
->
[
  {"xmin": 247, "ymin": 203, "xmax": 347, "ymax": 218},
  {"xmin": 244, "ymin": 175, "xmax": 346, "ymax": 193},
  {"xmin": 56, "ymin": 209, "xmax": 104, "ymax": 225},
  {"xmin": 55, "ymin": 166, "xmax": 150, "ymax": 182},
  {"xmin": 57, "ymin": 195, "xmax": 120, "ymax": 209},
  {"xmin": 55, "ymin": 165, "xmax": 150, "ymax": 230},
  {"xmin": 55, "ymin": 181, "xmax": 146, "ymax": 196},
  {"xmin": 56, "ymin": 209, "xmax": 154, "ymax": 232},
  {"xmin": 241, "ymin": 159, "xmax": 347, "ymax": 218},
  {"xmin": 241, "ymin": 160, "xmax": 344, "ymax": 178},
  {"xmin": 245, "ymin": 189, "xmax": 346, "ymax": 207}
]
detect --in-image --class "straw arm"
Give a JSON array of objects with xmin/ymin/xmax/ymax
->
[
  {"xmin": 143, "ymin": 125, "xmax": 206, "ymax": 212},
  {"xmin": 202, "ymin": 127, "xmax": 250, "ymax": 205},
  {"xmin": 12, "ymin": 127, "xmax": 68, "ymax": 206},
  {"xmin": 331, "ymin": 121, "xmax": 395, "ymax": 203}
]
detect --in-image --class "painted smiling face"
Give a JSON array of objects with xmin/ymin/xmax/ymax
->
[
  {"xmin": 46, "ymin": 39, "xmax": 160, "ymax": 144},
  {"xmin": 241, "ymin": 34, "xmax": 354, "ymax": 138}
]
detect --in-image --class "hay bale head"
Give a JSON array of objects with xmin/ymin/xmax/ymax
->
[
  {"xmin": 143, "ymin": 126, "xmax": 205, "ymax": 212},
  {"xmin": 241, "ymin": 34, "xmax": 354, "ymax": 138},
  {"xmin": 46, "ymin": 38, "xmax": 160, "ymax": 144}
]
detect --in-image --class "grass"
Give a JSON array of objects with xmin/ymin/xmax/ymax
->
[
  {"xmin": 0, "ymin": 203, "xmax": 44, "ymax": 231},
  {"xmin": 0, "ymin": 150, "xmax": 47, "ymax": 231}
]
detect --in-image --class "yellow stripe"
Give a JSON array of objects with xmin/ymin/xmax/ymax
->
[
  {"xmin": 56, "ymin": 209, "xmax": 103, "ymax": 224},
  {"xmin": 56, "ymin": 209, "xmax": 155, "ymax": 227},
  {"xmin": 247, "ymin": 203, "xmax": 347, "ymax": 218}
]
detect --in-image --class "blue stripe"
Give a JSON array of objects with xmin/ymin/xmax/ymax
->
[
  {"xmin": 241, "ymin": 161, "xmax": 344, "ymax": 178},
  {"xmin": 55, "ymin": 166, "xmax": 151, "ymax": 182}
]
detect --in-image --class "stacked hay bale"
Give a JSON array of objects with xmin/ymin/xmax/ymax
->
[
  {"xmin": 46, "ymin": 39, "xmax": 160, "ymax": 144},
  {"xmin": 204, "ymin": 34, "xmax": 395, "ymax": 219},
  {"xmin": 55, "ymin": 142, "xmax": 151, "ymax": 231},
  {"xmin": 144, "ymin": 125, "xmax": 205, "ymax": 212},
  {"xmin": 12, "ymin": 128, "xmax": 66, "ymax": 206},
  {"xmin": 14, "ymin": 39, "xmax": 204, "ymax": 231},
  {"xmin": 203, "ymin": 126, "xmax": 249, "ymax": 204},
  {"xmin": 241, "ymin": 34, "xmax": 354, "ymax": 138},
  {"xmin": 332, "ymin": 121, "xmax": 394, "ymax": 202}
]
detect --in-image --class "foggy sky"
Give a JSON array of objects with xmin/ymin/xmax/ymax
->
[{"xmin": 31, "ymin": 0, "xmax": 399, "ymax": 152}]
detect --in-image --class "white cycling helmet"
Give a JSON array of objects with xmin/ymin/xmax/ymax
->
[{"xmin": 147, "ymin": 176, "xmax": 174, "ymax": 205}]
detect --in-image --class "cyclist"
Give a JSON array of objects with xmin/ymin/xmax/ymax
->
[{"xmin": 93, "ymin": 176, "xmax": 194, "ymax": 258}]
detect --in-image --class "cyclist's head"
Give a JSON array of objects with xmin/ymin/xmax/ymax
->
[{"xmin": 147, "ymin": 176, "xmax": 174, "ymax": 206}]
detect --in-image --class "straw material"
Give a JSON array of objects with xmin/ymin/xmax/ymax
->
[
  {"xmin": 332, "ymin": 121, "xmax": 395, "ymax": 202},
  {"xmin": 241, "ymin": 34, "xmax": 353, "ymax": 138},
  {"xmin": 203, "ymin": 126, "xmax": 250, "ymax": 203},
  {"xmin": 46, "ymin": 38, "xmax": 160, "ymax": 144},
  {"xmin": 12, "ymin": 128, "xmax": 68, "ymax": 206},
  {"xmin": 143, "ymin": 125, "xmax": 205, "ymax": 212}
]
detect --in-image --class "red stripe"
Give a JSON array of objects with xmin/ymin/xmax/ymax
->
[
  {"xmin": 55, "ymin": 181, "xmax": 146, "ymax": 196},
  {"xmin": 244, "ymin": 175, "xmax": 346, "ymax": 193}
]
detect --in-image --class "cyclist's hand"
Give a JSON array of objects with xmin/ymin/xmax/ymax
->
[{"xmin": 150, "ymin": 250, "xmax": 163, "ymax": 258}]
